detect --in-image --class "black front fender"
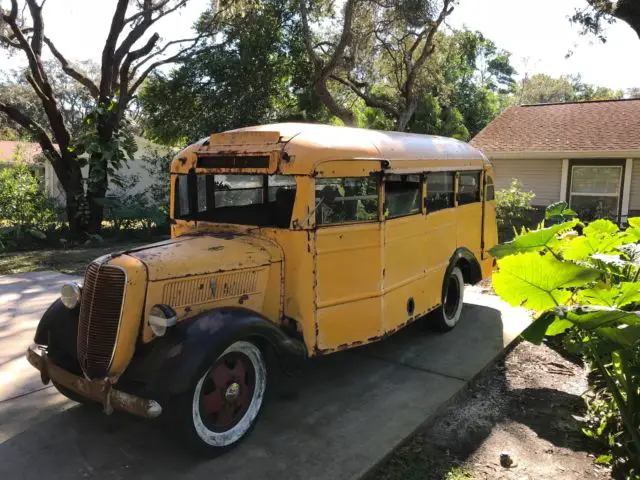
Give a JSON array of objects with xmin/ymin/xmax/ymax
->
[
  {"xmin": 123, "ymin": 307, "xmax": 307, "ymax": 397},
  {"xmin": 35, "ymin": 299, "xmax": 79, "ymax": 356}
]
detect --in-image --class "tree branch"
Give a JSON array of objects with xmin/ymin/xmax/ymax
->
[
  {"xmin": 1, "ymin": 0, "xmax": 74, "ymax": 149},
  {"xmin": 0, "ymin": 34, "xmax": 21, "ymax": 48},
  {"xmin": 299, "ymin": 0, "xmax": 322, "ymax": 69},
  {"xmin": 330, "ymin": 74, "xmax": 400, "ymax": 118},
  {"xmin": 130, "ymin": 35, "xmax": 200, "ymax": 78},
  {"xmin": 100, "ymin": 0, "xmax": 129, "ymax": 97},
  {"xmin": 129, "ymin": 37, "xmax": 201, "ymax": 94},
  {"xmin": 406, "ymin": 0, "xmax": 454, "ymax": 95},
  {"xmin": 2, "ymin": 0, "xmax": 48, "ymax": 90},
  {"xmin": 112, "ymin": 0, "xmax": 190, "ymax": 72},
  {"xmin": 119, "ymin": 32, "xmax": 159, "ymax": 97},
  {"xmin": 44, "ymin": 36, "xmax": 100, "ymax": 98},
  {"xmin": 124, "ymin": 0, "xmax": 172, "ymax": 24},
  {"xmin": 322, "ymin": 0, "xmax": 357, "ymax": 76},
  {"xmin": 24, "ymin": 0, "xmax": 43, "ymax": 56}
]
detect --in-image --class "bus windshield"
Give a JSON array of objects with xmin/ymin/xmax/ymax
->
[{"xmin": 174, "ymin": 173, "xmax": 297, "ymax": 228}]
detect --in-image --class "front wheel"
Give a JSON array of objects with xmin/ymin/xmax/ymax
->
[
  {"xmin": 431, "ymin": 266, "xmax": 465, "ymax": 332},
  {"xmin": 175, "ymin": 340, "xmax": 267, "ymax": 455}
]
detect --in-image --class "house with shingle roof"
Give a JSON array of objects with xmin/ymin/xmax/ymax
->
[
  {"xmin": 471, "ymin": 98, "xmax": 640, "ymax": 222},
  {"xmin": 0, "ymin": 138, "xmax": 167, "ymax": 204}
]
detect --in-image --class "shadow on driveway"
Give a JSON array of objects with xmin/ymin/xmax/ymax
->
[{"xmin": 0, "ymin": 298, "xmax": 523, "ymax": 480}]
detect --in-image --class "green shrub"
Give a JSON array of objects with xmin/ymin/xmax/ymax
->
[
  {"xmin": 0, "ymin": 163, "xmax": 58, "ymax": 250},
  {"xmin": 490, "ymin": 204, "xmax": 640, "ymax": 477},
  {"xmin": 495, "ymin": 179, "xmax": 536, "ymax": 237}
]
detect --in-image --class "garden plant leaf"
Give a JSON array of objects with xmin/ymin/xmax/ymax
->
[
  {"xmin": 493, "ymin": 251, "xmax": 600, "ymax": 311},
  {"xmin": 489, "ymin": 220, "xmax": 578, "ymax": 258}
]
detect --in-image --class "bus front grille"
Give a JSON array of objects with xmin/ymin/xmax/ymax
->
[{"xmin": 77, "ymin": 262, "xmax": 126, "ymax": 379}]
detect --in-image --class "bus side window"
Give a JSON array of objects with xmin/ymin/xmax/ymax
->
[
  {"xmin": 316, "ymin": 177, "xmax": 379, "ymax": 225},
  {"xmin": 426, "ymin": 172, "xmax": 455, "ymax": 212},
  {"xmin": 384, "ymin": 174, "xmax": 421, "ymax": 218},
  {"xmin": 457, "ymin": 171, "xmax": 481, "ymax": 205},
  {"xmin": 486, "ymin": 175, "xmax": 495, "ymax": 201}
]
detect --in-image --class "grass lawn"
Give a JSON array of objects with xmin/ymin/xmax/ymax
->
[{"xmin": 0, "ymin": 240, "xmax": 161, "ymax": 275}]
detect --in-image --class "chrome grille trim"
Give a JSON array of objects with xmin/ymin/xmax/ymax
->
[{"xmin": 77, "ymin": 262, "xmax": 127, "ymax": 379}]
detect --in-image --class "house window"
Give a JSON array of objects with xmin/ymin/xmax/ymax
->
[{"xmin": 569, "ymin": 165, "xmax": 622, "ymax": 220}]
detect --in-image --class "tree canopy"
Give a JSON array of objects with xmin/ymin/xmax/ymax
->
[
  {"xmin": 515, "ymin": 73, "xmax": 623, "ymax": 105},
  {"xmin": 140, "ymin": 0, "xmax": 519, "ymax": 144},
  {"xmin": 139, "ymin": 0, "xmax": 322, "ymax": 145}
]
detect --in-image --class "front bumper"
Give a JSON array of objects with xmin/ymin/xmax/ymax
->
[{"xmin": 26, "ymin": 344, "xmax": 162, "ymax": 419}]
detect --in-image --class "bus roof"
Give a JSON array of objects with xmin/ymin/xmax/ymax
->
[{"xmin": 172, "ymin": 122, "xmax": 488, "ymax": 174}]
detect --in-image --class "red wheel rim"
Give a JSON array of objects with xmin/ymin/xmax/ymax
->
[{"xmin": 199, "ymin": 352, "xmax": 256, "ymax": 431}]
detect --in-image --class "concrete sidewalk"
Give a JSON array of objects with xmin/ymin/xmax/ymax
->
[{"xmin": 0, "ymin": 271, "xmax": 530, "ymax": 480}]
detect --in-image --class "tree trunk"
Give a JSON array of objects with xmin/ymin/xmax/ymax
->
[
  {"xmin": 86, "ymin": 152, "xmax": 109, "ymax": 234},
  {"xmin": 395, "ymin": 98, "xmax": 418, "ymax": 132},
  {"xmin": 59, "ymin": 163, "xmax": 90, "ymax": 240},
  {"xmin": 314, "ymin": 81, "xmax": 356, "ymax": 127}
]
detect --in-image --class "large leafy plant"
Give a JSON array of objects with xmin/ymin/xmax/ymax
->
[{"xmin": 490, "ymin": 204, "xmax": 640, "ymax": 475}]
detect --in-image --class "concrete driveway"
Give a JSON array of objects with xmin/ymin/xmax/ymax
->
[{"xmin": 0, "ymin": 271, "xmax": 531, "ymax": 480}]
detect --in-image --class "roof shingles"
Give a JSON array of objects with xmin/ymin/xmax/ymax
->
[
  {"xmin": 0, "ymin": 141, "xmax": 45, "ymax": 163},
  {"xmin": 470, "ymin": 99, "xmax": 640, "ymax": 154}
]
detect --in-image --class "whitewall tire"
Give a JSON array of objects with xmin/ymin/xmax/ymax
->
[
  {"xmin": 432, "ymin": 266, "xmax": 464, "ymax": 332},
  {"xmin": 177, "ymin": 340, "xmax": 267, "ymax": 454}
]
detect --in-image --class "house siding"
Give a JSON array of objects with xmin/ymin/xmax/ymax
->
[{"xmin": 490, "ymin": 158, "xmax": 563, "ymax": 206}]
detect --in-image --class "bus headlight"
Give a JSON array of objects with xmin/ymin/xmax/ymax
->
[
  {"xmin": 60, "ymin": 283, "xmax": 81, "ymax": 309},
  {"xmin": 148, "ymin": 304, "xmax": 177, "ymax": 337}
]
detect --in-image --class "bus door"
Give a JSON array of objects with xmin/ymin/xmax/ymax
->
[{"xmin": 455, "ymin": 170, "xmax": 483, "ymax": 261}]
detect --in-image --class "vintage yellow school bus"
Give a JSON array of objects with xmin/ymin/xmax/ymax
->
[{"xmin": 27, "ymin": 123, "xmax": 497, "ymax": 453}]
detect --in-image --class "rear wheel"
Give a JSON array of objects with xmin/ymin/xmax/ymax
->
[
  {"xmin": 176, "ymin": 340, "xmax": 267, "ymax": 455},
  {"xmin": 431, "ymin": 266, "xmax": 464, "ymax": 332}
]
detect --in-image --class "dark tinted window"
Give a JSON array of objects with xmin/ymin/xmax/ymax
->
[
  {"xmin": 173, "ymin": 173, "xmax": 297, "ymax": 228},
  {"xmin": 385, "ymin": 174, "xmax": 421, "ymax": 218},
  {"xmin": 426, "ymin": 172, "xmax": 455, "ymax": 212},
  {"xmin": 486, "ymin": 175, "xmax": 495, "ymax": 201},
  {"xmin": 315, "ymin": 177, "xmax": 379, "ymax": 225},
  {"xmin": 457, "ymin": 171, "xmax": 481, "ymax": 205}
]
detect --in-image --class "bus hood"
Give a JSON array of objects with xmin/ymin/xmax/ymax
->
[{"xmin": 124, "ymin": 234, "xmax": 282, "ymax": 281}]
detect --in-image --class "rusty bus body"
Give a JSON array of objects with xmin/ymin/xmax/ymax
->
[{"xmin": 27, "ymin": 123, "xmax": 497, "ymax": 453}]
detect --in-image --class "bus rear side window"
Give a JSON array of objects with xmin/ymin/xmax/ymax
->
[
  {"xmin": 426, "ymin": 172, "xmax": 454, "ymax": 212},
  {"xmin": 457, "ymin": 171, "xmax": 481, "ymax": 205},
  {"xmin": 486, "ymin": 175, "xmax": 495, "ymax": 201}
]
